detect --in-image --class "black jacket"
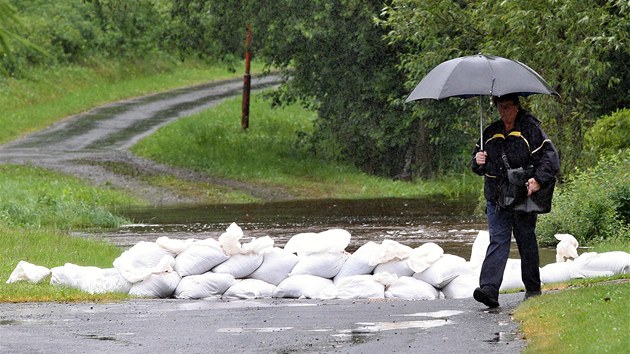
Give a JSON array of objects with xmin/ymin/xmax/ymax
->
[{"xmin": 471, "ymin": 109, "xmax": 560, "ymax": 204}]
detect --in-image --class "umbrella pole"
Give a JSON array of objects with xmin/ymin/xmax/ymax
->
[{"xmin": 478, "ymin": 96, "xmax": 484, "ymax": 151}]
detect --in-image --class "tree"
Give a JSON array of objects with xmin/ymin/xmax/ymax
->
[{"xmin": 384, "ymin": 0, "xmax": 630, "ymax": 175}]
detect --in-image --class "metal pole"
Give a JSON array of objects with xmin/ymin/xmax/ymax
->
[
  {"xmin": 241, "ymin": 24, "xmax": 252, "ymax": 130},
  {"xmin": 478, "ymin": 96, "xmax": 484, "ymax": 151}
]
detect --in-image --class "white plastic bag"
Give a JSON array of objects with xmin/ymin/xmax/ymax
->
[
  {"xmin": 469, "ymin": 231, "xmax": 490, "ymax": 269},
  {"xmin": 441, "ymin": 273, "xmax": 478, "ymax": 299},
  {"xmin": 6, "ymin": 261, "xmax": 50, "ymax": 284},
  {"xmin": 50, "ymin": 263, "xmax": 131, "ymax": 294},
  {"xmin": 554, "ymin": 233, "xmax": 579, "ymax": 262},
  {"xmin": 413, "ymin": 254, "xmax": 468, "ymax": 289},
  {"xmin": 174, "ymin": 272, "xmax": 236, "ymax": 299},
  {"xmin": 212, "ymin": 253, "xmax": 264, "ymax": 279},
  {"xmin": 129, "ymin": 271, "xmax": 181, "ymax": 298},
  {"xmin": 273, "ymin": 274, "xmax": 333, "ymax": 299},
  {"xmin": 223, "ymin": 279, "xmax": 276, "ymax": 299},
  {"xmin": 248, "ymin": 247, "xmax": 299, "ymax": 286},
  {"xmin": 575, "ymin": 251, "xmax": 630, "ymax": 275},
  {"xmin": 113, "ymin": 241, "xmax": 175, "ymax": 283},
  {"xmin": 289, "ymin": 251, "xmax": 348, "ymax": 279},
  {"xmin": 174, "ymin": 239, "xmax": 229, "ymax": 277},
  {"xmin": 325, "ymin": 275, "xmax": 385, "ymax": 300},
  {"xmin": 373, "ymin": 258, "xmax": 414, "ymax": 277},
  {"xmin": 385, "ymin": 276, "xmax": 439, "ymax": 300},
  {"xmin": 334, "ymin": 241, "xmax": 380, "ymax": 282},
  {"xmin": 407, "ymin": 242, "xmax": 444, "ymax": 273},
  {"xmin": 369, "ymin": 240, "xmax": 412, "ymax": 266},
  {"xmin": 283, "ymin": 229, "xmax": 351, "ymax": 254},
  {"xmin": 218, "ymin": 222, "xmax": 245, "ymax": 255},
  {"xmin": 500, "ymin": 258, "xmax": 525, "ymax": 291}
]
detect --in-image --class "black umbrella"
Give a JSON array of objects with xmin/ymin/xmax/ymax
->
[{"xmin": 405, "ymin": 54, "xmax": 559, "ymax": 149}]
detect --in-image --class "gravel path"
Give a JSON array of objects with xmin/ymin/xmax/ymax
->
[{"xmin": 0, "ymin": 75, "xmax": 290, "ymax": 204}]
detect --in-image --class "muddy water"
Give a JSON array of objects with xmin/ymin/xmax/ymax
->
[{"xmin": 92, "ymin": 197, "xmax": 556, "ymax": 265}]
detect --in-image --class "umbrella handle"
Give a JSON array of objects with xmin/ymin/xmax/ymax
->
[{"xmin": 478, "ymin": 96, "xmax": 484, "ymax": 151}]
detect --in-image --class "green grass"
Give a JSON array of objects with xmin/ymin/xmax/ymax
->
[
  {"xmin": 515, "ymin": 281, "xmax": 630, "ymax": 353},
  {"xmin": 0, "ymin": 57, "xmax": 265, "ymax": 144},
  {"xmin": 0, "ymin": 164, "xmax": 138, "ymax": 229},
  {"xmin": 132, "ymin": 94, "xmax": 484, "ymax": 200},
  {"xmin": 0, "ymin": 226, "xmax": 127, "ymax": 303}
]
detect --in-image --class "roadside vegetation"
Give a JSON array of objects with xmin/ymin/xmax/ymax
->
[{"xmin": 0, "ymin": 1, "xmax": 627, "ymax": 351}]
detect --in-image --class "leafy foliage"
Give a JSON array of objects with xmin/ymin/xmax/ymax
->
[
  {"xmin": 383, "ymin": 0, "xmax": 630, "ymax": 176},
  {"xmin": 537, "ymin": 149, "xmax": 630, "ymax": 246},
  {"xmin": 581, "ymin": 108, "xmax": 630, "ymax": 166}
]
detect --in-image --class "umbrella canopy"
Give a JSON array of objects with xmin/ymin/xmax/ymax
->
[
  {"xmin": 405, "ymin": 54, "xmax": 558, "ymax": 150},
  {"xmin": 405, "ymin": 54, "xmax": 559, "ymax": 102}
]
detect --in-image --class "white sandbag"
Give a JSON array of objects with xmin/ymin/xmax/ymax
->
[
  {"xmin": 372, "ymin": 271, "xmax": 399, "ymax": 287},
  {"xmin": 212, "ymin": 253, "xmax": 264, "ymax": 279},
  {"xmin": 385, "ymin": 276, "xmax": 439, "ymax": 300},
  {"xmin": 540, "ymin": 261, "xmax": 579, "ymax": 284},
  {"xmin": 113, "ymin": 241, "xmax": 175, "ymax": 283},
  {"xmin": 174, "ymin": 272, "xmax": 236, "ymax": 299},
  {"xmin": 50, "ymin": 263, "xmax": 131, "ymax": 294},
  {"xmin": 289, "ymin": 251, "xmax": 348, "ymax": 279},
  {"xmin": 273, "ymin": 274, "xmax": 333, "ymax": 299},
  {"xmin": 407, "ymin": 242, "xmax": 444, "ymax": 273},
  {"xmin": 156, "ymin": 236, "xmax": 196, "ymax": 255},
  {"xmin": 325, "ymin": 275, "xmax": 385, "ymax": 300},
  {"xmin": 369, "ymin": 240, "xmax": 413, "ymax": 266},
  {"xmin": 554, "ymin": 233, "xmax": 579, "ymax": 262},
  {"xmin": 469, "ymin": 231, "xmax": 490, "ymax": 269},
  {"xmin": 218, "ymin": 222, "xmax": 244, "ymax": 255},
  {"xmin": 413, "ymin": 254, "xmax": 469, "ymax": 289},
  {"xmin": 575, "ymin": 251, "xmax": 630, "ymax": 275},
  {"xmin": 284, "ymin": 229, "xmax": 351, "ymax": 254},
  {"xmin": 373, "ymin": 258, "xmax": 414, "ymax": 277},
  {"xmin": 129, "ymin": 271, "xmax": 181, "ymax": 298},
  {"xmin": 441, "ymin": 273, "xmax": 478, "ymax": 299},
  {"xmin": 174, "ymin": 239, "xmax": 229, "ymax": 277},
  {"xmin": 6, "ymin": 261, "xmax": 50, "ymax": 284},
  {"xmin": 500, "ymin": 258, "xmax": 525, "ymax": 291},
  {"xmin": 334, "ymin": 241, "xmax": 380, "ymax": 282},
  {"xmin": 248, "ymin": 247, "xmax": 299, "ymax": 286},
  {"xmin": 241, "ymin": 236, "xmax": 274, "ymax": 254},
  {"xmin": 223, "ymin": 279, "xmax": 276, "ymax": 299}
]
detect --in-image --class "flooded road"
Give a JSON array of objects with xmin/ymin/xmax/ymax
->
[{"xmin": 86, "ymin": 197, "xmax": 557, "ymax": 265}]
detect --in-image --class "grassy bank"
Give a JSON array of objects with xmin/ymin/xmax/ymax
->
[
  {"xmin": 131, "ymin": 94, "xmax": 483, "ymax": 201},
  {"xmin": 0, "ymin": 58, "xmax": 265, "ymax": 145},
  {"xmin": 517, "ymin": 280, "xmax": 630, "ymax": 353}
]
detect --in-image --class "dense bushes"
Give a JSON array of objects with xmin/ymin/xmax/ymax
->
[
  {"xmin": 537, "ymin": 149, "xmax": 629, "ymax": 246},
  {"xmin": 581, "ymin": 109, "xmax": 630, "ymax": 166}
]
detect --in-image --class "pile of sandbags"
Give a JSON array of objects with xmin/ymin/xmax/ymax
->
[{"xmin": 6, "ymin": 225, "xmax": 630, "ymax": 300}]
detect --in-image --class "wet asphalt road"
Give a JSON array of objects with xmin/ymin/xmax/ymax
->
[{"xmin": 0, "ymin": 294, "xmax": 526, "ymax": 353}]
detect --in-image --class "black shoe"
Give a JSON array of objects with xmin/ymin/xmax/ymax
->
[
  {"xmin": 524, "ymin": 291, "xmax": 542, "ymax": 300},
  {"xmin": 473, "ymin": 287, "xmax": 499, "ymax": 308}
]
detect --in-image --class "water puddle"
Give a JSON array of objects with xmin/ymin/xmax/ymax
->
[
  {"xmin": 90, "ymin": 197, "xmax": 556, "ymax": 264},
  {"xmin": 485, "ymin": 331, "xmax": 519, "ymax": 344}
]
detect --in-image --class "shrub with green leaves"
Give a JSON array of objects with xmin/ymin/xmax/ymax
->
[
  {"xmin": 537, "ymin": 149, "xmax": 630, "ymax": 246},
  {"xmin": 581, "ymin": 108, "xmax": 630, "ymax": 166}
]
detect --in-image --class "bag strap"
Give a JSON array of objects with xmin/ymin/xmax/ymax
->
[{"xmin": 500, "ymin": 148, "xmax": 511, "ymax": 170}]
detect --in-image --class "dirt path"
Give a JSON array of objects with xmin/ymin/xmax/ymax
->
[{"xmin": 0, "ymin": 76, "xmax": 291, "ymax": 205}]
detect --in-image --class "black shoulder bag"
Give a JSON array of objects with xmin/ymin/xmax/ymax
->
[{"xmin": 499, "ymin": 150, "xmax": 555, "ymax": 214}]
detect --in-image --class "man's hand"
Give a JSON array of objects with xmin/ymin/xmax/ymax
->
[
  {"xmin": 527, "ymin": 178, "xmax": 540, "ymax": 196},
  {"xmin": 475, "ymin": 151, "xmax": 487, "ymax": 165}
]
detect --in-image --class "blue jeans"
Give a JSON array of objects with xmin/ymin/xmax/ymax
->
[{"xmin": 479, "ymin": 202, "xmax": 541, "ymax": 295}]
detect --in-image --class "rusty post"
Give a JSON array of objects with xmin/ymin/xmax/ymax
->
[{"xmin": 241, "ymin": 24, "xmax": 252, "ymax": 130}]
